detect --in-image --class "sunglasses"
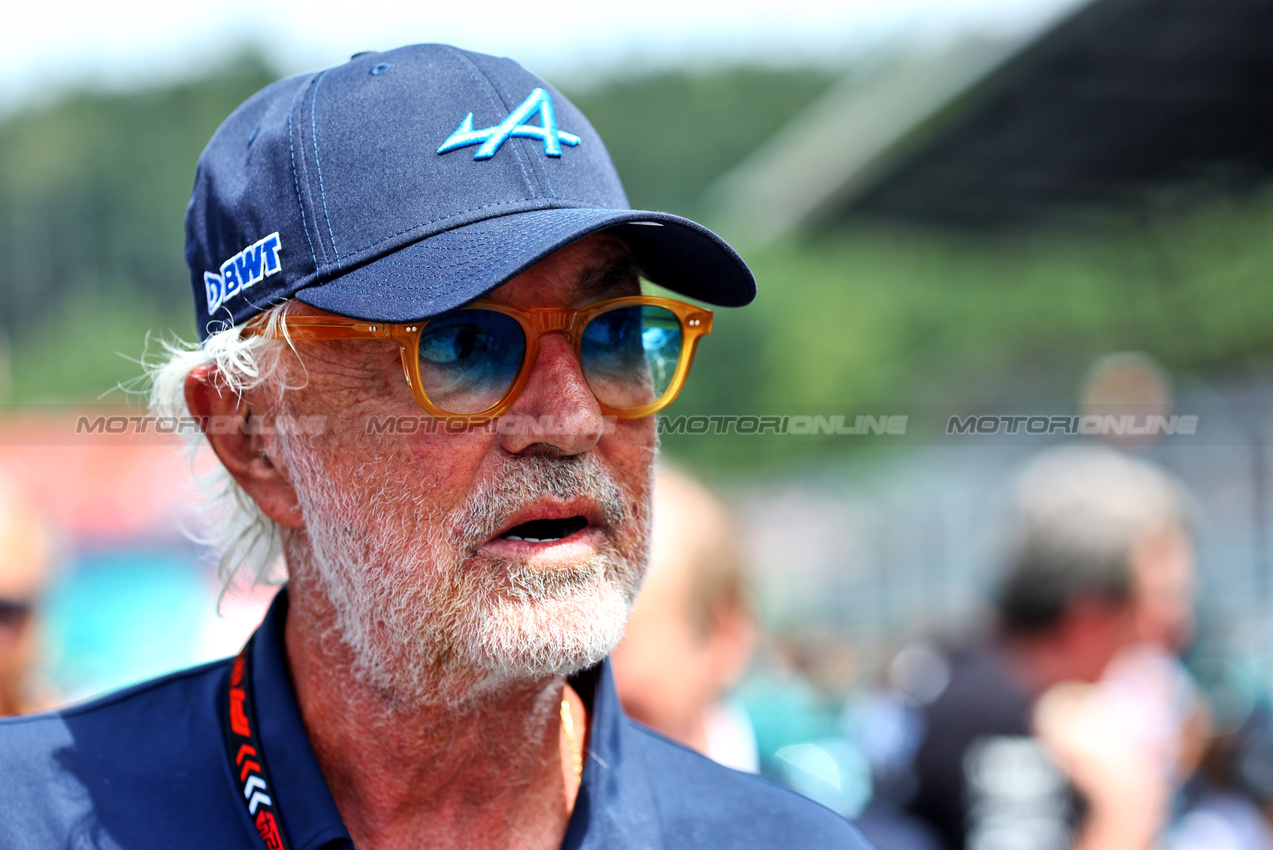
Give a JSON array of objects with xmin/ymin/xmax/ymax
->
[{"xmin": 246, "ymin": 296, "xmax": 712, "ymax": 423}]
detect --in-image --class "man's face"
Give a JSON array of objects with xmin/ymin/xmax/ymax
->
[{"xmin": 262, "ymin": 233, "xmax": 656, "ymax": 706}]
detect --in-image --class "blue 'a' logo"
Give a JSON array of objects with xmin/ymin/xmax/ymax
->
[{"xmin": 437, "ymin": 88, "xmax": 581, "ymax": 160}]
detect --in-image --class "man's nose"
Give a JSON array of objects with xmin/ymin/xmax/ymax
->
[{"xmin": 498, "ymin": 332, "xmax": 605, "ymax": 456}]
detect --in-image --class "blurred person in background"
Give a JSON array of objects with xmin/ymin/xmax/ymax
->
[
  {"xmin": 888, "ymin": 446, "xmax": 1197, "ymax": 850},
  {"xmin": 1028, "ymin": 447, "xmax": 1209, "ymax": 810},
  {"xmin": 610, "ymin": 464, "xmax": 759, "ymax": 771},
  {"xmin": 0, "ymin": 473, "xmax": 54, "ymax": 717}
]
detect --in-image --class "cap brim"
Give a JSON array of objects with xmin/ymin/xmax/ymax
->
[{"xmin": 294, "ymin": 207, "xmax": 755, "ymax": 321}]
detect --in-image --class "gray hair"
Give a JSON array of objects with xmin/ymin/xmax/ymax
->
[
  {"xmin": 147, "ymin": 304, "xmax": 296, "ymax": 594},
  {"xmin": 997, "ymin": 446, "xmax": 1192, "ymax": 634}
]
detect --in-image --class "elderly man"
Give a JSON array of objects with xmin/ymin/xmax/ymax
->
[{"xmin": 0, "ymin": 45, "xmax": 866, "ymax": 849}]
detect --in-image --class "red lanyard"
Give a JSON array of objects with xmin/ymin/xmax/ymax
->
[{"xmin": 226, "ymin": 637, "xmax": 293, "ymax": 850}]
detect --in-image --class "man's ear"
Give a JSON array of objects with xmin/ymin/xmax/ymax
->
[{"xmin": 185, "ymin": 364, "xmax": 304, "ymax": 529}]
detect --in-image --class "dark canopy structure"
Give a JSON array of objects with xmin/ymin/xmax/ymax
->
[
  {"xmin": 843, "ymin": 0, "xmax": 1273, "ymax": 226},
  {"xmin": 711, "ymin": 0, "xmax": 1273, "ymax": 237}
]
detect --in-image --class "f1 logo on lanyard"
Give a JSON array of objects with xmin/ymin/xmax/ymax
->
[{"xmin": 226, "ymin": 639, "xmax": 292, "ymax": 850}]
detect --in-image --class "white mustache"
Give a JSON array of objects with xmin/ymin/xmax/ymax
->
[{"xmin": 451, "ymin": 454, "xmax": 630, "ymax": 551}]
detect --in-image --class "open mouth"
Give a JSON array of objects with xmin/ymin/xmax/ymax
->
[{"xmin": 499, "ymin": 516, "xmax": 590, "ymax": 544}]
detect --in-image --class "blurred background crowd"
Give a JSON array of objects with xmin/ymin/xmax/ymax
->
[{"xmin": 4, "ymin": 0, "xmax": 1273, "ymax": 847}]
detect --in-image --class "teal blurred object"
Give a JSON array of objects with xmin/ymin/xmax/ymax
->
[
  {"xmin": 41, "ymin": 548, "xmax": 211, "ymax": 703},
  {"xmin": 775, "ymin": 739, "xmax": 872, "ymax": 818},
  {"xmin": 736, "ymin": 667, "xmax": 844, "ymax": 778}
]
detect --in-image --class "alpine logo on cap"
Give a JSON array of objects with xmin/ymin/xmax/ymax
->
[
  {"xmin": 437, "ymin": 88, "xmax": 581, "ymax": 160},
  {"xmin": 205, "ymin": 233, "xmax": 282, "ymax": 314}
]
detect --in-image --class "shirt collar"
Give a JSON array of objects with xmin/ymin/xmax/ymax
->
[
  {"xmin": 248, "ymin": 587, "xmax": 663, "ymax": 850},
  {"xmin": 562, "ymin": 661, "xmax": 662, "ymax": 849}
]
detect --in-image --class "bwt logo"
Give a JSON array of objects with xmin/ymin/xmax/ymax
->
[
  {"xmin": 204, "ymin": 232, "xmax": 282, "ymax": 313},
  {"xmin": 946, "ymin": 414, "xmax": 1198, "ymax": 436}
]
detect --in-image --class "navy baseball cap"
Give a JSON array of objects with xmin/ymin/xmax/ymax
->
[{"xmin": 185, "ymin": 43, "xmax": 756, "ymax": 341}]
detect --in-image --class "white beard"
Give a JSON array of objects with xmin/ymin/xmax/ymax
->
[{"xmin": 275, "ymin": 434, "xmax": 649, "ymax": 709}]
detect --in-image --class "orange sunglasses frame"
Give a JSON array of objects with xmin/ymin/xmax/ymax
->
[{"xmin": 245, "ymin": 295, "xmax": 713, "ymax": 423}]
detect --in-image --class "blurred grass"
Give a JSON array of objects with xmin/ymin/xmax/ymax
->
[
  {"xmin": 774, "ymin": 193, "xmax": 1272, "ymax": 406},
  {"xmin": 661, "ymin": 188, "xmax": 1273, "ymax": 466}
]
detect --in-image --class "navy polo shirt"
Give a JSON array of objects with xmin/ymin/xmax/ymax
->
[{"xmin": 0, "ymin": 590, "xmax": 870, "ymax": 849}]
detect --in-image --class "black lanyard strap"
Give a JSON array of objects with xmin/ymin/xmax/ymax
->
[{"xmin": 226, "ymin": 637, "xmax": 293, "ymax": 850}]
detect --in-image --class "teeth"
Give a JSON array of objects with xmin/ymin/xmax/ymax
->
[{"xmin": 502, "ymin": 535, "xmax": 562, "ymax": 543}]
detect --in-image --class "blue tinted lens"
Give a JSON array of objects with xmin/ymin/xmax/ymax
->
[
  {"xmin": 581, "ymin": 305, "xmax": 683, "ymax": 409},
  {"xmin": 416, "ymin": 310, "xmax": 525, "ymax": 414}
]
